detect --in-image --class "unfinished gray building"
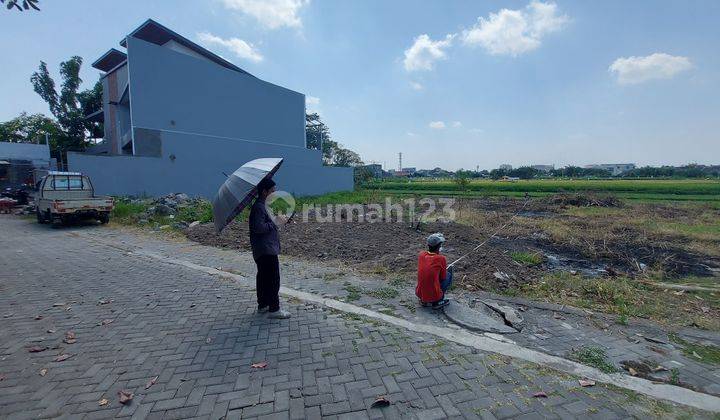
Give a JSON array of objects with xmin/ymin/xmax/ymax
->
[{"xmin": 70, "ymin": 19, "xmax": 352, "ymax": 198}]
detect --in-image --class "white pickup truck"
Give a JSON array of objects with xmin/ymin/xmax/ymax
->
[{"xmin": 35, "ymin": 172, "xmax": 114, "ymax": 225}]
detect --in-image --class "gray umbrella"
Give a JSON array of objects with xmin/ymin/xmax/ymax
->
[{"xmin": 212, "ymin": 157, "xmax": 283, "ymax": 233}]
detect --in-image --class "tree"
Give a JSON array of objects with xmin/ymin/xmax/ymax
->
[
  {"xmin": 332, "ymin": 147, "xmax": 362, "ymax": 167},
  {"xmin": 305, "ymin": 112, "xmax": 363, "ymax": 167},
  {"xmin": 354, "ymin": 166, "xmax": 373, "ymax": 186},
  {"xmin": 30, "ymin": 57, "xmax": 103, "ymax": 156},
  {"xmin": 453, "ymin": 170, "xmax": 471, "ymax": 191},
  {"xmin": 77, "ymin": 80, "xmax": 104, "ymax": 139},
  {"xmin": 0, "ymin": 112, "xmax": 62, "ymax": 145},
  {"xmin": 2, "ymin": 0, "xmax": 40, "ymax": 11}
]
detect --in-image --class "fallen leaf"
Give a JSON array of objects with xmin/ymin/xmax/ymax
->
[
  {"xmin": 28, "ymin": 346, "xmax": 48, "ymax": 353},
  {"xmin": 579, "ymin": 379, "xmax": 595, "ymax": 387},
  {"xmin": 532, "ymin": 391, "xmax": 548, "ymax": 398},
  {"xmin": 693, "ymin": 351, "xmax": 702, "ymax": 359},
  {"xmin": 99, "ymin": 319, "xmax": 114, "ymax": 326},
  {"xmin": 118, "ymin": 390, "xmax": 133, "ymax": 405},
  {"xmin": 54, "ymin": 354, "xmax": 73, "ymax": 362},
  {"xmin": 35, "ymin": 315, "xmax": 43, "ymax": 320},
  {"xmin": 2, "ymin": 314, "xmax": 12, "ymax": 318},
  {"xmin": 701, "ymin": 307, "xmax": 710, "ymax": 313},
  {"xmin": 145, "ymin": 375, "xmax": 158, "ymax": 390},
  {"xmin": 370, "ymin": 396, "xmax": 391, "ymax": 408},
  {"xmin": 99, "ymin": 398, "xmax": 109, "ymax": 406},
  {"xmin": 98, "ymin": 299, "xmax": 113, "ymax": 305},
  {"xmin": 652, "ymin": 365, "xmax": 669, "ymax": 373},
  {"xmin": 0, "ymin": 374, "xmax": 5, "ymax": 381},
  {"xmin": 52, "ymin": 303, "xmax": 65, "ymax": 307},
  {"xmin": 190, "ymin": 303, "xmax": 196, "ymax": 308},
  {"xmin": 251, "ymin": 362, "xmax": 268, "ymax": 369},
  {"xmin": 553, "ymin": 312, "xmax": 565, "ymax": 320},
  {"xmin": 63, "ymin": 331, "xmax": 77, "ymax": 344},
  {"xmin": 206, "ymin": 338, "xmax": 212, "ymax": 344},
  {"xmin": 39, "ymin": 368, "xmax": 48, "ymax": 376},
  {"xmin": 628, "ymin": 367, "xmax": 638, "ymax": 376},
  {"xmin": 46, "ymin": 329, "xmax": 56, "ymax": 333}
]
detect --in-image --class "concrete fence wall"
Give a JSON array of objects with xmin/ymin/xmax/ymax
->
[{"xmin": 67, "ymin": 131, "xmax": 353, "ymax": 199}]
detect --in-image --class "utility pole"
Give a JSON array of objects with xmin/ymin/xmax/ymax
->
[{"xmin": 398, "ymin": 152, "xmax": 402, "ymax": 172}]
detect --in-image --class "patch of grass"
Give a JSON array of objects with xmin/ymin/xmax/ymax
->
[
  {"xmin": 367, "ymin": 287, "xmax": 399, "ymax": 300},
  {"xmin": 111, "ymin": 199, "xmax": 148, "ymax": 220},
  {"xmin": 340, "ymin": 312, "xmax": 363, "ymax": 322},
  {"xmin": 510, "ymin": 251, "xmax": 543, "ymax": 266},
  {"xmin": 519, "ymin": 272, "xmax": 720, "ymax": 331},
  {"xmin": 379, "ymin": 307, "xmax": 399, "ymax": 317},
  {"xmin": 570, "ymin": 346, "xmax": 617, "ymax": 373},
  {"xmin": 389, "ymin": 277, "xmax": 407, "ymax": 288},
  {"xmin": 668, "ymin": 333, "xmax": 720, "ymax": 365},
  {"xmin": 343, "ymin": 284, "xmax": 363, "ymax": 302},
  {"xmin": 175, "ymin": 200, "xmax": 213, "ymax": 224},
  {"xmin": 398, "ymin": 300, "xmax": 417, "ymax": 314}
]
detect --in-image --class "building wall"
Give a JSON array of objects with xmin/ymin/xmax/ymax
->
[
  {"xmin": 0, "ymin": 142, "xmax": 51, "ymax": 163},
  {"xmin": 126, "ymin": 37, "xmax": 306, "ymax": 149},
  {"xmin": 68, "ymin": 131, "xmax": 353, "ymax": 198}
]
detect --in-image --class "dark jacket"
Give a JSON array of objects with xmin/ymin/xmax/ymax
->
[{"xmin": 249, "ymin": 197, "xmax": 280, "ymax": 260}]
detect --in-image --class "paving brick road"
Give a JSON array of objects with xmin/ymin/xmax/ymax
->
[{"xmin": 0, "ymin": 217, "xmax": 710, "ymax": 419}]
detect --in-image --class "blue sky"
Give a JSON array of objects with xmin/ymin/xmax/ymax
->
[{"xmin": 2, "ymin": 0, "xmax": 719, "ymax": 170}]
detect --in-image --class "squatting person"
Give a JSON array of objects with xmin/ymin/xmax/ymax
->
[
  {"xmin": 416, "ymin": 233, "xmax": 454, "ymax": 309},
  {"xmin": 249, "ymin": 178, "xmax": 291, "ymax": 319}
]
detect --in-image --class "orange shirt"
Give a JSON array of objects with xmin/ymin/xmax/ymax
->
[{"xmin": 416, "ymin": 251, "xmax": 447, "ymax": 303}]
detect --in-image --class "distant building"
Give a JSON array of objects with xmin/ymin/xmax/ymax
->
[
  {"xmin": 401, "ymin": 167, "xmax": 416, "ymax": 174},
  {"xmin": 585, "ymin": 163, "xmax": 636, "ymax": 176},
  {"xmin": 531, "ymin": 164, "xmax": 555, "ymax": 173},
  {"xmin": 499, "ymin": 164, "xmax": 512, "ymax": 171},
  {"xmin": 0, "ymin": 142, "xmax": 55, "ymax": 189}
]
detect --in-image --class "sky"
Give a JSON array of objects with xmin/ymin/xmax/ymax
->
[{"xmin": 1, "ymin": 0, "xmax": 719, "ymax": 171}]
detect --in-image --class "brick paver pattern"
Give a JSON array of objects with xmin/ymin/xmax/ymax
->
[{"xmin": 0, "ymin": 218, "xmax": 707, "ymax": 419}]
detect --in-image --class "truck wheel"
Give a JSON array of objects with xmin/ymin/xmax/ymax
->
[
  {"xmin": 36, "ymin": 209, "xmax": 47, "ymax": 224},
  {"xmin": 99, "ymin": 213, "xmax": 110, "ymax": 224}
]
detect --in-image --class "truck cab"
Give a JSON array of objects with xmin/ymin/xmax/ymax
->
[{"xmin": 35, "ymin": 172, "xmax": 114, "ymax": 225}]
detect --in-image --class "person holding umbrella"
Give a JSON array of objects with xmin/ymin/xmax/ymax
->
[
  {"xmin": 250, "ymin": 178, "xmax": 291, "ymax": 319},
  {"xmin": 212, "ymin": 158, "xmax": 290, "ymax": 319}
]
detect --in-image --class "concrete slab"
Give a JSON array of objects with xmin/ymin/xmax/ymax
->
[
  {"xmin": 442, "ymin": 301, "xmax": 518, "ymax": 334},
  {"xmin": 482, "ymin": 300, "xmax": 525, "ymax": 331}
]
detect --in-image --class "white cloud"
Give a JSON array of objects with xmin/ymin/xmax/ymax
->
[
  {"xmin": 221, "ymin": 0, "xmax": 309, "ymax": 29},
  {"xmin": 451, "ymin": 121, "xmax": 462, "ymax": 128},
  {"xmin": 469, "ymin": 128, "xmax": 484, "ymax": 134},
  {"xmin": 197, "ymin": 32, "xmax": 263, "ymax": 63},
  {"xmin": 406, "ymin": 132, "xmax": 416, "ymax": 137},
  {"xmin": 403, "ymin": 34, "xmax": 454, "ymax": 72},
  {"xmin": 305, "ymin": 95, "xmax": 320, "ymax": 112},
  {"xmin": 462, "ymin": 1, "xmax": 568, "ymax": 56},
  {"xmin": 609, "ymin": 53, "xmax": 692, "ymax": 85},
  {"xmin": 429, "ymin": 121, "xmax": 446, "ymax": 129},
  {"xmin": 410, "ymin": 81, "xmax": 424, "ymax": 90}
]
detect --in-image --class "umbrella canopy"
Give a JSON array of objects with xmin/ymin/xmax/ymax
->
[{"xmin": 212, "ymin": 157, "xmax": 283, "ymax": 233}]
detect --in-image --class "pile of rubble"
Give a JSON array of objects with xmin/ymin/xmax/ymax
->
[{"xmin": 130, "ymin": 193, "xmax": 205, "ymax": 229}]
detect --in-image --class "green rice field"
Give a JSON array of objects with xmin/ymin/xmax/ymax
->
[{"xmin": 362, "ymin": 179, "xmax": 720, "ymax": 202}]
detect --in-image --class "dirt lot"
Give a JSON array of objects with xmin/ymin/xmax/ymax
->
[{"xmin": 186, "ymin": 194, "xmax": 720, "ymax": 329}]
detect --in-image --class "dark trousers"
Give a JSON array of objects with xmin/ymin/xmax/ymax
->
[{"xmin": 255, "ymin": 254, "xmax": 280, "ymax": 312}]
